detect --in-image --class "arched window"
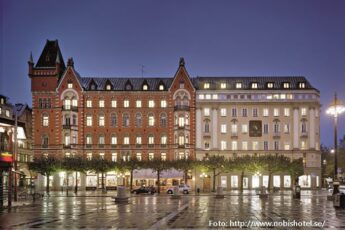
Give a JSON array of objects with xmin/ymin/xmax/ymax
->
[
  {"xmin": 99, "ymin": 113, "xmax": 105, "ymax": 126},
  {"xmin": 148, "ymin": 134, "xmax": 154, "ymax": 147},
  {"xmin": 160, "ymin": 113, "xmax": 167, "ymax": 127},
  {"xmin": 301, "ymin": 121, "xmax": 307, "ymax": 133},
  {"xmin": 148, "ymin": 113, "xmax": 155, "ymax": 127},
  {"xmin": 71, "ymin": 97, "xmax": 77, "ymax": 107},
  {"xmin": 136, "ymin": 113, "xmax": 142, "ymax": 127},
  {"xmin": 64, "ymin": 133, "xmax": 70, "ymax": 146},
  {"xmin": 161, "ymin": 134, "xmax": 167, "ymax": 146},
  {"xmin": 123, "ymin": 113, "xmax": 130, "ymax": 127},
  {"xmin": 204, "ymin": 119, "xmax": 210, "ymax": 133},
  {"xmin": 110, "ymin": 113, "xmax": 117, "ymax": 127},
  {"xmin": 42, "ymin": 113, "xmax": 49, "ymax": 127},
  {"xmin": 65, "ymin": 114, "xmax": 70, "ymax": 126},
  {"xmin": 64, "ymin": 97, "xmax": 71, "ymax": 110},
  {"xmin": 42, "ymin": 134, "xmax": 49, "ymax": 148},
  {"xmin": 183, "ymin": 96, "xmax": 189, "ymax": 106}
]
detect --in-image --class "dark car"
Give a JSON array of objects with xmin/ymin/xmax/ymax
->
[{"xmin": 131, "ymin": 186, "xmax": 156, "ymax": 194}]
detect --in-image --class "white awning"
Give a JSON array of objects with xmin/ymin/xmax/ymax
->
[{"xmin": 133, "ymin": 169, "xmax": 183, "ymax": 179}]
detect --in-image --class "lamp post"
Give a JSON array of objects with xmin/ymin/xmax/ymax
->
[
  {"xmin": 326, "ymin": 93, "xmax": 345, "ymax": 181},
  {"xmin": 200, "ymin": 172, "xmax": 208, "ymax": 192}
]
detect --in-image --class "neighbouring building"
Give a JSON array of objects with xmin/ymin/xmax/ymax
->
[{"xmin": 28, "ymin": 40, "xmax": 320, "ymax": 191}]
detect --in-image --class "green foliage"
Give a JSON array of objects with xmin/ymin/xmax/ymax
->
[
  {"xmin": 28, "ymin": 155, "xmax": 60, "ymax": 176},
  {"xmin": 61, "ymin": 156, "xmax": 87, "ymax": 173},
  {"xmin": 86, "ymin": 156, "xmax": 115, "ymax": 174}
]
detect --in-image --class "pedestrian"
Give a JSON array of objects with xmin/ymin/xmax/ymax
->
[{"xmin": 197, "ymin": 187, "xmax": 200, "ymax": 195}]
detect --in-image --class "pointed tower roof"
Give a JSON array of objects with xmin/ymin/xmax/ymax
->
[
  {"xmin": 36, "ymin": 40, "xmax": 65, "ymax": 69},
  {"xmin": 28, "ymin": 52, "xmax": 34, "ymax": 64}
]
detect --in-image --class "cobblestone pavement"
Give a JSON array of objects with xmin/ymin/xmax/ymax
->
[{"xmin": 1, "ymin": 191, "xmax": 345, "ymax": 229}]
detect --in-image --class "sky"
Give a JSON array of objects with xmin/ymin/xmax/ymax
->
[{"xmin": 1, "ymin": 0, "xmax": 345, "ymax": 146}]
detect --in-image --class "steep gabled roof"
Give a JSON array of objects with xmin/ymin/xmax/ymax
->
[{"xmin": 36, "ymin": 40, "xmax": 65, "ymax": 69}]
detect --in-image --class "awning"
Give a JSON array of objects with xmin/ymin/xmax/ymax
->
[{"xmin": 133, "ymin": 169, "xmax": 184, "ymax": 179}]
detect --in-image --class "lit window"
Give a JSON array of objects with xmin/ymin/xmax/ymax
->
[
  {"xmin": 112, "ymin": 153, "xmax": 117, "ymax": 162},
  {"xmin": 221, "ymin": 141, "xmax": 227, "ymax": 150},
  {"xmin": 99, "ymin": 99, "xmax": 104, "ymax": 108},
  {"xmin": 231, "ymin": 141, "xmax": 238, "ymax": 150},
  {"xmin": 220, "ymin": 108, "xmax": 227, "ymax": 116},
  {"xmin": 242, "ymin": 141, "xmax": 248, "ymax": 150},
  {"xmin": 204, "ymin": 83, "xmax": 210, "ymax": 89},
  {"xmin": 231, "ymin": 124, "xmax": 237, "ymax": 133},
  {"xmin": 284, "ymin": 108, "xmax": 290, "ymax": 116},
  {"xmin": 283, "ymin": 83, "xmax": 290, "ymax": 89},
  {"xmin": 252, "ymin": 141, "xmax": 259, "ymax": 150},
  {"xmin": 143, "ymin": 84, "xmax": 148, "ymax": 90},
  {"xmin": 148, "ymin": 114, "xmax": 155, "ymax": 126},
  {"xmin": 149, "ymin": 153, "xmax": 154, "ymax": 160},
  {"xmin": 273, "ymin": 94, "xmax": 279, "ymax": 99},
  {"xmin": 161, "ymin": 135, "xmax": 167, "ymax": 145},
  {"xmin": 284, "ymin": 143, "xmax": 290, "ymax": 150},
  {"xmin": 299, "ymin": 82, "xmax": 306, "ymax": 88},
  {"xmin": 161, "ymin": 153, "xmax": 166, "ymax": 161},
  {"xmin": 86, "ymin": 99, "xmax": 92, "ymax": 108},
  {"xmin": 251, "ymin": 83, "xmax": 258, "ymax": 89},
  {"xmin": 159, "ymin": 85, "xmax": 164, "ymax": 90},
  {"xmin": 136, "ymin": 100, "xmax": 142, "ymax": 108},
  {"xmin": 273, "ymin": 108, "xmax": 279, "ymax": 117},
  {"xmin": 301, "ymin": 108, "xmax": 307, "ymax": 116},
  {"xmin": 160, "ymin": 100, "xmax": 167, "ymax": 108},
  {"xmin": 87, "ymin": 153, "xmax": 92, "ymax": 160},
  {"xmin": 236, "ymin": 83, "xmax": 242, "ymax": 89},
  {"xmin": 99, "ymin": 114, "xmax": 105, "ymax": 126},
  {"xmin": 111, "ymin": 100, "xmax": 117, "ymax": 108},
  {"xmin": 124, "ymin": 100, "xmax": 129, "ymax": 108},
  {"xmin": 106, "ymin": 84, "xmax": 112, "ymax": 90},
  {"xmin": 301, "ymin": 141, "xmax": 306, "ymax": 150},
  {"xmin": 205, "ymin": 94, "xmax": 211, "ymax": 99},
  {"xmin": 124, "ymin": 136, "xmax": 130, "ymax": 145},
  {"xmin": 148, "ymin": 135, "xmax": 155, "ymax": 145},
  {"xmin": 99, "ymin": 153, "xmax": 104, "ymax": 159},
  {"xmin": 86, "ymin": 115, "xmax": 92, "ymax": 126},
  {"xmin": 111, "ymin": 136, "xmax": 117, "ymax": 145},
  {"xmin": 267, "ymin": 83, "xmax": 273, "ymax": 88},
  {"xmin": 98, "ymin": 135, "xmax": 105, "ymax": 145},
  {"xmin": 287, "ymin": 94, "xmax": 293, "ymax": 99},
  {"xmin": 136, "ymin": 153, "xmax": 142, "ymax": 161},
  {"xmin": 242, "ymin": 124, "xmax": 248, "ymax": 133},
  {"xmin": 220, "ymin": 83, "xmax": 226, "ymax": 89},
  {"xmin": 221, "ymin": 124, "xmax": 227, "ymax": 133},
  {"xmin": 212, "ymin": 94, "xmax": 218, "ymax": 100},
  {"xmin": 148, "ymin": 100, "xmax": 155, "ymax": 108},
  {"xmin": 42, "ymin": 114, "xmax": 49, "ymax": 126},
  {"xmin": 199, "ymin": 94, "xmax": 204, "ymax": 100},
  {"xmin": 67, "ymin": 83, "xmax": 73, "ymax": 89},
  {"xmin": 263, "ymin": 108, "xmax": 269, "ymax": 117},
  {"xmin": 204, "ymin": 108, "xmax": 210, "ymax": 116},
  {"xmin": 266, "ymin": 95, "xmax": 272, "ymax": 100},
  {"xmin": 86, "ymin": 135, "xmax": 92, "ymax": 145},
  {"xmin": 136, "ymin": 135, "xmax": 142, "ymax": 145},
  {"xmin": 284, "ymin": 124, "xmax": 290, "ymax": 133},
  {"xmin": 280, "ymin": 94, "xmax": 286, "ymax": 99}
]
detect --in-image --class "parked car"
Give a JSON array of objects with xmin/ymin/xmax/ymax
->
[
  {"xmin": 167, "ymin": 185, "xmax": 191, "ymax": 194},
  {"xmin": 131, "ymin": 186, "xmax": 156, "ymax": 194}
]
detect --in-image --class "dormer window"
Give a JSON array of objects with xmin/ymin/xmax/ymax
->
[
  {"xmin": 251, "ymin": 83, "xmax": 258, "ymax": 89},
  {"xmin": 143, "ymin": 84, "xmax": 148, "ymax": 91},
  {"xmin": 106, "ymin": 84, "xmax": 112, "ymax": 91},
  {"xmin": 267, "ymin": 83, "xmax": 274, "ymax": 88},
  {"xmin": 68, "ymin": 83, "xmax": 73, "ymax": 89},
  {"xmin": 283, "ymin": 83, "xmax": 290, "ymax": 89},
  {"xmin": 90, "ymin": 84, "xmax": 96, "ymax": 90},
  {"xmin": 220, "ymin": 83, "xmax": 226, "ymax": 89},
  {"xmin": 159, "ymin": 85, "xmax": 164, "ymax": 91},
  {"xmin": 235, "ymin": 83, "xmax": 242, "ymax": 89},
  {"xmin": 299, "ymin": 82, "xmax": 306, "ymax": 89},
  {"xmin": 204, "ymin": 83, "xmax": 210, "ymax": 89}
]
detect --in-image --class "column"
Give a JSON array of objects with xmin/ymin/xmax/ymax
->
[
  {"xmin": 196, "ymin": 108, "xmax": 202, "ymax": 149},
  {"xmin": 53, "ymin": 173, "xmax": 60, "ymax": 191},
  {"xmin": 80, "ymin": 172, "xmax": 86, "ymax": 191},
  {"xmin": 212, "ymin": 108, "xmax": 218, "ymax": 149},
  {"xmin": 293, "ymin": 108, "xmax": 299, "ymax": 149},
  {"xmin": 309, "ymin": 108, "xmax": 315, "ymax": 149}
]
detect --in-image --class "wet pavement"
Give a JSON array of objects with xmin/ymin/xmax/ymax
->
[{"xmin": 1, "ymin": 191, "xmax": 345, "ymax": 229}]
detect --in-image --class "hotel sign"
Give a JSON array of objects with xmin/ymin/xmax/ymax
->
[{"xmin": 0, "ymin": 152, "xmax": 13, "ymax": 162}]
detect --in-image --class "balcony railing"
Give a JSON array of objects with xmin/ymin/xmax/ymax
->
[
  {"xmin": 231, "ymin": 132, "xmax": 238, "ymax": 138},
  {"xmin": 174, "ymin": 105, "xmax": 190, "ymax": 111},
  {"xmin": 62, "ymin": 105, "xmax": 78, "ymax": 112},
  {"xmin": 273, "ymin": 132, "xmax": 281, "ymax": 138},
  {"xmin": 62, "ymin": 124, "xmax": 78, "ymax": 129}
]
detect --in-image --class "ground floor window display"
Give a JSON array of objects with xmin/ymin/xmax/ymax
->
[
  {"xmin": 231, "ymin": 176, "xmax": 238, "ymax": 188},
  {"xmin": 299, "ymin": 175, "xmax": 311, "ymax": 188}
]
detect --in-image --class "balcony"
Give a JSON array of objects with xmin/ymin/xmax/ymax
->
[
  {"xmin": 42, "ymin": 144, "xmax": 48, "ymax": 149},
  {"xmin": 203, "ymin": 132, "xmax": 211, "ymax": 138},
  {"xmin": 174, "ymin": 105, "xmax": 190, "ymax": 111},
  {"xmin": 273, "ymin": 132, "xmax": 281, "ymax": 138},
  {"xmin": 62, "ymin": 105, "xmax": 78, "ymax": 112},
  {"xmin": 62, "ymin": 124, "xmax": 78, "ymax": 130},
  {"xmin": 231, "ymin": 132, "xmax": 238, "ymax": 138},
  {"xmin": 160, "ymin": 144, "xmax": 167, "ymax": 148},
  {"xmin": 300, "ymin": 132, "xmax": 308, "ymax": 138},
  {"xmin": 85, "ymin": 144, "xmax": 92, "ymax": 148}
]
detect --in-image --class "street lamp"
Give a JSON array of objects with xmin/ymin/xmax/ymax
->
[
  {"xmin": 200, "ymin": 172, "xmax": 208, "ymax": 192},
  {"xmin": 326, "ymin": 93, "xmax": 345, "ymax": 181}
]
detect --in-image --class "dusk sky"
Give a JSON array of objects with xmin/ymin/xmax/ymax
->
[{"xmin": 1, "ymin": 0, "xmax": 345, "ymax": 146}]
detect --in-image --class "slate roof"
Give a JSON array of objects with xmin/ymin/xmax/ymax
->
[{"xmin": 36, "ymin": 40, "xmax": 66, "ymax": 69}]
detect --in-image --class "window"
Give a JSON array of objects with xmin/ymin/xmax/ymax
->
[
  {"xmin": 161, "ymin": 135, "xmax": 167, "ymax": 146},
  {"xmin": 274, "ymin": 141, "xmax": 279, "ymax": 150},
  {"xmin": 99, "ymin": 99, "xmax": 105, "ymax": 108},
  {"xmin": 264, "ymin": 141, "xmax": 268, "ymax": 150},
  {"xmin": 301, "ymin": 108, "xmax": 307, "ymax": 116},
  {"xmin": 242, "ymin": 108, "xmax": 247, "ymax": 117},
  {"xmin": 68, "ymin": 83, "xmax": 73, "ymax": 89},
  {"xmin": 148, "ymin": 100, "xmax": 155, "ymax": 108},
  {"xmin": 160, "ymin": 100, "xmax": 167, "ymax": 108},
  {"xmin": 143, "ymin": 84, "xmax": 148, "ymax": 90},
  {"xmin": 220, "ymin": 108, "xmax": 227, "ymax": 116},
  {"xmin": 135, "ymin": 113, "xmax": 142, "ymax": 127},
  {"xmin": 301, "ymin": 122, "xmax": 307, "ymax": 133},
  {"xmin": 220, "ymin": 83, "xmax": 226, "ymax": 89},
  {"xmin": 232, "ymin": 108, "xmax": 237, "ymax": 117},
  {"xmin": 235, "ymin": 83, "xmax": 242, "ymax": 89},
  {"xmin": 301, "ymin": 141, "xmax": 306, "ymax": 150},
  {"xmin": 299, "ymin": 82, "xmax": 306, "ymax": 88},
  {"xmin": 136, "ymin": 100, "xmax": 142, "ymax": 108},
  {"xmin": 149, "ymin": 153, "xmax": 154, "ymax": 160},
  {"xmin": 280, "ymin": 94, "xmax": 286, "ymax": 99},
  {"xmin": 267, "ymin": 82, "xmax": 273, "ymax": 88},
  {"xmin": 284, "ymin": 124, "xmax": 290, "ymax": 133},
  {"xmin": 212, "ymin": 94, "xmax": 218, "ymax": 100},
  {"xmin": 199, "ymin": 94, "xmax": 204, "ymax": 100},
  {"xmin": 148, "ymin": 114, "xmax": 155, "ymax": 126},
  {"xmin": 274, "ymin": 122, "xmax": 280, "ymax": 133},
  {"xmin": 242, "ymin": 124, "xmax": 248, "ymax": 133},
  {"xmin": 221, "ymin": 124, "xmax": 227, "ymax": 133},
  {"xmin": 284, "ymin": 108, "xmax": 290, "ymax": 116},
  {"xmin": 112, "ymin": 153, "xmax": 117, "ymax": 162},
  {"xmin": 205, "ymin": 94, "xmax": 211, "ymax": 99},
  {"xmin": 204, "ymin": 108, "xmax": 210, "ymax": 116},
  {"xmin": 111, "ymin": 135, "xmax": 117, "ymax": 145},
  {"xmin": 253, "ymin": 108, "xmax": 258, "ymax": 117},
  {"xmin": 99, "ymin": 114, "xmax": 105, "ymax": 126},
  {"xmin": 123, "ymin": 135, "xmax": 130, "ymax": 145},
  {"xmin": 136, "ymin": 153, "xmax": 142, "ymax": 161},
  {"xmin": 99, "ymin": 135, "xmax": 105, "ymax": 145},
  {"xmin": 204, "ymin": 120, "xmax": 210, "ymax": 133},
  {"xmin": 86, "ymin": 99, "xmax": 92, "ymax": 108},
  {"xmin": 283, "ymin": 82, "xmax": 290, "ymax": 88},
  {"xmin": 178, "ymin": 135, "xmax": 185, "ymax": 146},
  {"xmin": 123, "ymin": 113, "xmax": 130, "ymax": 127},
  {"xmin": 263, "ymin": 124, "xmax": 268, "ymax": 134},
  {"xmin": 242, "ymin": 141, "xmax": 248, "ymax": 150},
  {"xmin": 263, "ymin": 108, "xmax": 269, "ymax": 117},
  {"xmin": 64, "ymin": 99, "xmax": 71, "ymax": 110},
  {"xmin": 124, "ymin": 99, "xmax": 129, "ymax": 108},
  {"xmin": 161, "ymin": 153, "xmax": 166, "ymax": 161},
  {"xmin": 42, "ymin": 135, "xmax": 49, "ymax": 147},
  {"xmin": 42, "ymin": 114, "xmax": 49, "ymax": 126},
  {"xmin": 159, "ymin": 85, "xmax": 164, "ymax": 90},
  {"xmin": 221, "ymin": 141, "xmax": 227, "ymax": 150},
  {"xmin": 252, "ymin": 141, "xmax": 259, "ymax": 150},
  {"xmin": 204, "ymin": 83, "xmax": 210, "ymax": 89},
  {"xmin": 87, "ymin": 153, "xmax": 92, "ymax": 160},
  {"xmin": 148, "ymin": 134, "xmax": 155, "ymax": 145},
  {"xmin": 231, "ymin": 141, "xmax": 238, "ymax": 150},
  {"xmin": 160, "ymin": 113, "xmax": 167, "ymax": 127},
  {"xmin": 99, "ymin": 153, "xmax": 104, "ymax": 159},
  {"xmin": 273, "ymin": 108, "xmax": 279, "ymax": 117},
  {"xmin": 284, "ymin": 143, "xmax": 290, "ymax": 150},
  {"xmin": 106, "ymin": 84, "xmax": 111, "ymax": 90},
  {"xmin": 111, "ymin": 99, "xmax": 117, "ymax": 108},
  {"xmin": 136, "ymin": 135, "xmax": 142, "ymax": 145},
  {"xmin": 111, "ymin": 114, "xmax": 117, "ymax": 127},
  {"xmin": 204, "ymin": 141, "xmax": 210, "ymax": 149},
  {"xmin": 86, "ymin": 135, "xmax": 92, "ymax": 145},
  {"xmin": 231, "ymin": 124, "xmax": 238, "ymax": 134},
  {"xmin": 251, "ymin": 83, "xmax": 258, "ymax": 89}
]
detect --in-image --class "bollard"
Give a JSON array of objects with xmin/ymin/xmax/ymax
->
[
  {"xmin": 113, "ymin": 186, "xmax": 129, "ymax": 204},
  {"xmin": 215, "ymin": 186, "xmax": 224, "ymax": 199},
  {"xmin": 171, "ymin": 186, "xmax": 181, "ymax": 199},
  {"xmin": 259, "ymin": 186, "xmax": 268, "ymax": 198}
]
